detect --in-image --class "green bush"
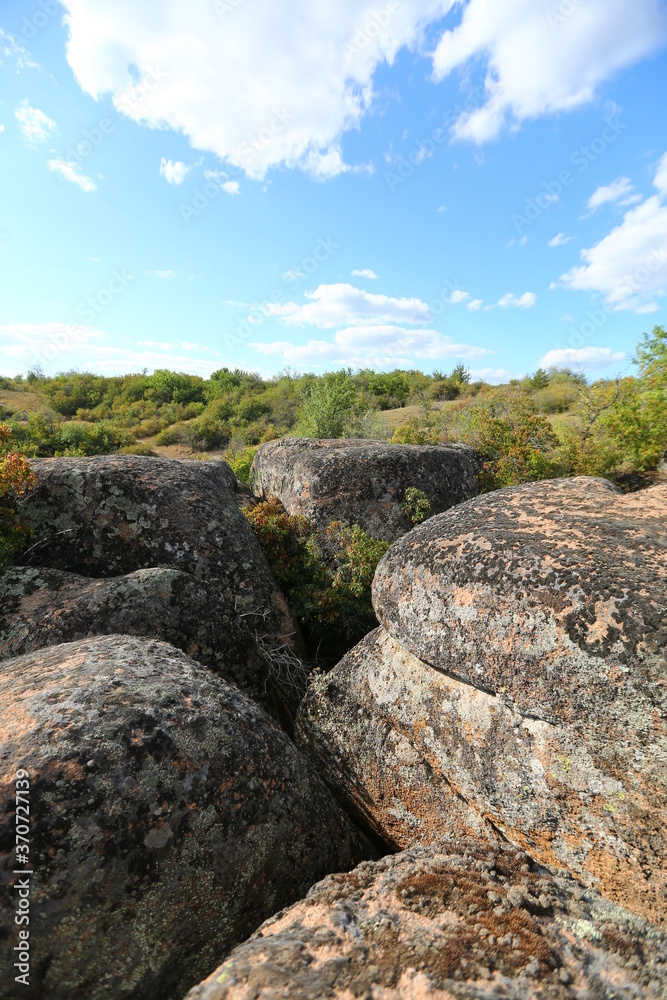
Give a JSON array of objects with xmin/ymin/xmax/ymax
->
[
  {"xmin": 403, "ymin": 487, "xmax": 431, "ymax": 525},
  {"xmin": 244, "ymin": 498, "xmax": 388, "ymax": 664},
  {"xmin": 225, "ymin": 445, "xmax": 258, "ymax": 484},
  {"xmin": 298, "ymin": 371, "xmax": 356, "ymax": 438}
]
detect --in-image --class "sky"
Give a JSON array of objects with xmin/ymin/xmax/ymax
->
[{"xmin": 1, "ymin": 0, "xmax": 667, "ymax": 383}]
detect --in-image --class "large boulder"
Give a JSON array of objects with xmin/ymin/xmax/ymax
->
[
  {"xmin": 185, "ymin": 838, "xmax": 667, "ymax": 999},
  {"xmin": 0, "ymin": 635, "xmax": 371, "ymax": 1000},
  {"xmin": 0, "ymin": 566, "xmax": 266, "ymax": 698},
  {"xmin": 250, "ymin": 438, "xmax": 480, "ymax": 541},
  {"xmin": 297, "ymin": 478, "xmax": 667, "ymax": 925},
  {"xmin": 4, "ymin": 455, "xmax": 301, "ymax": 712}
]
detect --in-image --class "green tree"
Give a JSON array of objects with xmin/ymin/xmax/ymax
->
[{"xmin": 299, "ymin": 371, "xmax": 356, "ymax": 438}]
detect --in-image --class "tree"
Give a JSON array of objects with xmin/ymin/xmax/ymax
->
[
  {"xmin": 299, "ymin": 371, "xmax": 356, "ymax": 438},
  {"xmin": 450, "ymin": 362, "xmax": 471, "ymax": 385}
]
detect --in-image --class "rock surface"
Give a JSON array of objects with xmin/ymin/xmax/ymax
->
[
  {"xmin": 250, "ymin": 438, "xmax": 480, "ymax": 540},
  {"xmin": 185, "ymin": 838, "xmax": 667, "ymax": 999},
  {"xmin": 5, "ymin": 455, "xmax": 301, "ymax": 709},
  {"xmin": 298, "ymin": 478, "xmax": 667, "ymax": 925},
  {"xmin": 0, "ymin": 566, "xmax": 267, "ymax": 701},
  {"xmin": 0, "ymin": 635, "xmax": 371, "ymax": 1000}
]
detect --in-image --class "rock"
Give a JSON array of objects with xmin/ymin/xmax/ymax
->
[
  {"xmin": 250, "ymin": 438, "xmax": 479, "ymax": 541},
  {"xmin": 184, "ymin": 838, "xmax": 667, "ymax": 999},
  {"xmin": 0, "ymin": 566, "xmax": 266, "ymax": 701},
  {"xmin": 298, "ymin": 478, "xmax": 667, "ymax": 925},
  {"xmin": 0, "ymin": 635, "xmax": 371, "ymax": 1000},
  {"xmin": 7, "ymin": 455, "xmax": 301, "ymax": 713}
]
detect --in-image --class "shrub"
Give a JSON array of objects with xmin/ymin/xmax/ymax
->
[
  {"xmin": 0, "ymin": 425, "xmax": 36, "ymax": 569},
  {"xmin": 298, "ymin": 371, "xmax": 356, "ymax": 438},
  {"xmin": 391, "ymin": 422, "xmax": 440, "ymax": 446},
  {"xmin": 225, "ymin": 445, "xmax": 258, "ymax": 485},
  {"xmin": 244, "ymin": 498, "xmax": 388, "ymax": 664},
  {"xmin": 463, "ymin": 390, "xmax": 560, "ymax": 491},
  {"xmin": 403, "ymin": 487, "xmax": 431, "ymax": 525}
]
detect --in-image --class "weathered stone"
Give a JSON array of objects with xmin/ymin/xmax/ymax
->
[
  {"xmin": 0, "ymin": 635, "xmax": 371, "ymax": 1000},
  {"xmin": 250, "ymin": 438, "xmax": 480, "ymax": 540},
  {"xmin": 0, "ymin": 566, "xmax": 269, "ymax": 704},
  {"xmin": 185, "ymin": 838, "xmax": 667, "ymax": 1000},
  {"xmin": 298, "ymin": 478, "xmax": 667, "ymax": 924},
  {"xmin": 7, "ymin": 455, "xmax": 303, "ymax": 713}
]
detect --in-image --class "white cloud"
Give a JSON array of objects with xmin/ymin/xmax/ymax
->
[
  {"xmin": 0, "ymin": 322, "xmax": 221, "ymax": 378},
  {"xmin": 432, "ymin": 0, "xmax": 667, "ymax": 144},
  {"xmin": 0, "ymin": 29, "xmax": 40, "ymax": 72},
  {"xmin": 251, "ymin": 325, "xmax": 488, "ymax": 368},
  {"xmin": 352, "ymin": 269, "xmax": 378, "ymax": 280},
  {"xmin": 496, "ymin": 292, "xmax": 537, "ymax": 309},
  {"xmin": 15, "ymin": 102, "xmax": 57, "ymax": 146},
  {"xmin": 539, "ymin": 347, "xmax": 626, "ymax": 370},
  {"xmin": 204, "ymin": 170, "xmax": 240, "ymax": 195},
  {"xmin": 548, "ymin": 233, "xmax": 572, "ymax": 247},
  {"xmin": 55, "ymin": 0, "xmax": 667, "ymax": 178},
  {"xmin": 147, "ymin": 269, "xmax": 175, "ymax": 279},
  {"xmin": 160, "ymin": 158, "xmax": 192, "ymax": 184},
  {"xmin": 467, "ymin": 299, "xmax": 483, "ymax": 311},
  {"xmin": 557, "ymin": 153, "xmax": 667, "ymax": 313},
  {"xmin": 59, "ymin": 0, "xmax": 455, "ymax": 180},
  {"xmin": 586, "ymin": 177, "xmax": 641, "ymax": 212},
  {"xmin": 264, "ymin": 283, "xmax": 432, "ymax": 328},
  {"xmin": 469, "ymin": 368, "xmax": 513, "ymax": 384},
  {"xmin": 48, "ymin": 158, "xmax": 97, "ymax": 192},
  {"xmin": 0, "ymin": 125, "xmax": 5, "ymax": 134},
  {"xmin": 653, "ymin": 151, "xmax": 667, "ymax": 195},
  {"xmin": 448, "ymin": 289, "xmax": 470, "ymax": 304}
]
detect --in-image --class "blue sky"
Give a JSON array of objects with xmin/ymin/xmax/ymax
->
[{"xmin": 1, "ymin": 0, "xmax": 667, "ymax": 382}]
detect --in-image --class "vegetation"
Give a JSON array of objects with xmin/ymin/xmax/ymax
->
[
  {"xmin": 1, "ymin": 326, "xmax": 664, "ymax": 668},
  {"xmin": 0, "ymin": 425, "xmax": 36, "ymax": 569},
  {"xmin": 3, "ymin": 329, "xmax": 664, "ymax": 493},
  {"xmin": 243, "ymin": 498, "xmax": 388, "ymax": 663},
  {"xmin": 403, "ymin": 487, "xmax": 432, "ymax": 525}
]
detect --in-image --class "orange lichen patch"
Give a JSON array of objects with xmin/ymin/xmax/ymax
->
[
  {"xmin": 450, "ymin": 587, "xmax": 477, "ymax": 607},
  {"xmin": 585, "ymin": 847, "xmax": 666, "ymax": 928}
]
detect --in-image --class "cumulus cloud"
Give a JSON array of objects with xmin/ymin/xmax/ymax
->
[
  {"xmin": 352, "ymin": 269, "xmax": 378, "ymax": 280},
  {"xmin": 432, "ymin": 0, "xmax": 666, "ymax": 143},
  {"xmin": 448, "ymin": 289, "xmax": 470, "ymax": 304},
  {"xmin": 48, "ymin": 158, "xmax": 97, "ymax": 192},
  {"xmin": 58, "ymin": 0, "xmax": 453, "ymax": 180},
  {"xmin": 204, "ymin": 170, "xmax": 240, "ymax": 195},
  {"xmin": 496, "ymin": 292, "xmax": 537, "ymax": 309},
  {"xmin": 0, "ymin": 322, "xmax": 221, "ymax": 378},
  {"xmin": 251, "ymin": 325, "xmax": 488, "ymax": 368},
  {"xmin": 539, "ymin": 347, "xmax": 626, "ymax": 370},
  {"xmin": 548, "ymin": 233, "xmax": 572, "ymax": 247},
  {"xmin": 15, "ymin": 102, "xmax": 57, "ymax": 145},
  {"xmin": 147, "ymin": 269, "xmax": 175, "ymax": 279},
  {"xmin": 469, "ymin": 368, "xmax": 513, "ymax": 384},
  {"xmin": 586, "ymin": 177, "xmax": 641, "ymax": 212},
  {"xmin": 56, "ymin": 0, "xmax": 666, "ymax": 178},
  {"xmin": 159, "ymin": 158, "xmax": 192, "ymax": 184},
  {"xmin": 556, "ymin": 152, "xmax": 667, "ymax": 312},
  {"xmin": 264, "ymin": 283, "xmax": 432, "ymax": 328}
]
